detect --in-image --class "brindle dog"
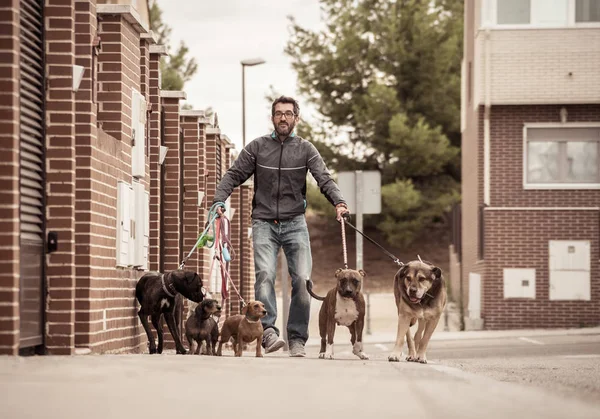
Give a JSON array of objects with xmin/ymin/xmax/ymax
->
[
  {"xmin": 388, "ymin": 260, "xmax": 446, "ymax": 364},
  {"xmin": 307, "ymin": 268, "xmax": 368, "ymax": 360}
]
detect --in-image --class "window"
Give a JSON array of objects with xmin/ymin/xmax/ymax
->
[
  {"xmin": 576, "ymin": 0, "xmax": 600, "ymax": 22},
  {"xmin": 482, "ymin": 0, "xmax": 599, "ymax": 27},
  {"xmin": 497, "ymin": 0, "xmax": 530, "ymax": 24},
  {"xmin": 524, "ymin": 125, "xmax": 600, "ymax": 188}
]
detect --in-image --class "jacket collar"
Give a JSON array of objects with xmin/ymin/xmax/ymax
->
[{"xmin": 271, "ymin": 130, "xmax": 296, "ymax": 140}]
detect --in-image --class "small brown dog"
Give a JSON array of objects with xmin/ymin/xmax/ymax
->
[
  {"xmin": 185, "ymin": 299, "xmax": 221, "ymax": 355},
  {"xmin": 216, "ymin": 300, "xmax": 267, "ymax": 357}
]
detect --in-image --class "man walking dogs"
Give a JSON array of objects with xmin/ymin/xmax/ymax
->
[{"xmin": 212, "ymin": 96, "xmax": 349, "ymax": 357}]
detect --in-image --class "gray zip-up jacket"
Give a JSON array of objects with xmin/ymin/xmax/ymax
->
[{"xmin": 213, "ymin": 132, "xmax": 346, "ymax": 220}]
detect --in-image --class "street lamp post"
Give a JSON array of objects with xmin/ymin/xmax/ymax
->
[{"xmin": 239, "ymin": 58, "xmax": 265, "ymax": 311}]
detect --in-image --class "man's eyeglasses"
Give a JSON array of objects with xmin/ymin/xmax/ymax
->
[{"xmin": 273, "ymin": 111, "xmax": 296, "ymax": 120}]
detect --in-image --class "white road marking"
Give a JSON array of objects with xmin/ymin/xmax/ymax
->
[
  {"xmin": 518, "ymin": 337, "xmax": 545, "ymax": 345},
  {"xmin": 561, "ymin": 354, "xmax": 600, "ymax": 359},
  {"xmin": 375, "ymin": 344, "xmax": 388, "ymax": 351}
]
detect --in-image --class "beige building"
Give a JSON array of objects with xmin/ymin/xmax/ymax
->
[{"xmin": 451, "ymin": 0, "xmax": 600, "ymax": 330}]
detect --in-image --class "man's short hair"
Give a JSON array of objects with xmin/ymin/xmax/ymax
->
[{"xmin": 271, "ymin": 96, "xmax": 300, "ymax": 117}]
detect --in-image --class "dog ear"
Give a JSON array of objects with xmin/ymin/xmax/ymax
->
[
  {"xmin": 358, "ymin": 269, "xmax": 366, "ymax": 277},
  {"xmin": 396, "ymin": 264, "xmax": 409, "ymax": 279},
  {"xmin": 335, "ymin": 268, "xmax": 343, "ymax": 277},
  {"xmin": 241, "ymin": 304, "xmax": 248, "ymax": 315},
  {"xmin": 431, "ymin": 266, "xmax": 442, "ymax": 280},
  {"xmin": 184, "ymin": 271, "xmax": 196, "ymax": 282}
]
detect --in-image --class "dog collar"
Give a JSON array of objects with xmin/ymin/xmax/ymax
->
[
  {"xmin": 161, "ymin": 274, "xmax": 177, "ymax": 298},
  {"xmin": 244, "ymin": 316, "xmax": 260, "ymax": 324}
]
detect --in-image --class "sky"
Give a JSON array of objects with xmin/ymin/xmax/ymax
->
[{"xmin": 156, "ymin": 0, "xmax": 326, "ymax": 152}]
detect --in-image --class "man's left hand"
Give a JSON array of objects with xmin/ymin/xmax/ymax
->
[{"xmin": 335, "ymin": 203, "xmax": 349, "ymax": 222}]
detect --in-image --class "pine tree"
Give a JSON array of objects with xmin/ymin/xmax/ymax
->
[{"xmin": 285, "ymin": 0, "xmax": 463, "ymax": 245}]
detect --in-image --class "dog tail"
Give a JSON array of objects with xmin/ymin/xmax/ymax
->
[{"xmin": 306, "ymin": 280, "xmax": 325, "ymax": 301}]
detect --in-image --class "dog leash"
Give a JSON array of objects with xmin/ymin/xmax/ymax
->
[
  {"xmin": 340, "ymin": 213, "xmax": 349, "ymax": 269},
  {"xmin": 204, "ymin": 211, "xmax": 247, "ymax": 309},
  {"xmin": 341, "ymin": 214, "xmax": 404, "ymax": 266},
  {"xmin": 178, "ymin": 203, "xmax": 222, "ymax": 270}
]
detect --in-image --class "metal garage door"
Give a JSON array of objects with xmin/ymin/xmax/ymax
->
[{"xmin": 19, "ymin": 0, "xmax": 45, "ymax": 349}]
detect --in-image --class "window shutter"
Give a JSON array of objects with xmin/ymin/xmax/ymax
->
[
  {"xmin": 133, "ymin": 181, "xmax": 147, "ymax": 268},
  {"xmin": 116, "ymin": 182, "xmax": 132, "ymax": 267},
  {"xmin": 128, "ymin": 185, "xmax": 136, "ymax": 265},
  {"xmin": 131, "ymin": 89, "xmax": 146, "ymax": 178}
]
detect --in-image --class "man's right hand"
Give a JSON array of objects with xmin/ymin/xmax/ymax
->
[{"xmin": 216, "ymin": 206, "xmax": 225, "ymax": 216}]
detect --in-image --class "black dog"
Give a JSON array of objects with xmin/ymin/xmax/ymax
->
[
  {"xmin": 135, "ymin": 270, "xmax": 205, "ymax": 354},
  {"xmin": 185, "ymin": 299, "xmax": 221, "ymax": 355}
]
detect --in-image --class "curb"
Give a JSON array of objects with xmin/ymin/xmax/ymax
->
[{"xmin": 304, "ymin": 326, "xmax": 600, "ymax": 347}]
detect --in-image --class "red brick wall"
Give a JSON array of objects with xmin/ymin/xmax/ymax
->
[
  {"xmin": 148, "ymin": 49, "xmax": 162, "ymax": 271},
  {"xmin": 73, "ymin": 0, "xmax": 97, "ymax": 350},
  {"xmin": 181, "ymin": 115, "xmax": 200, "ymax": 273},
  {"xmin": 96, "ymin": 13, "xmax": 141, "ymax": 141},
  {"xmin": 228, "ymin": 187, "xmax": 241, "ymax": 316},
  {"xmin": 240, "ymin": 184, "xmax": 255, "ymax": 303},
  {"xmin": 197, "ymin": 122, "xmax": 209, "ymax": 284},
  {"xmin": 480, "ymin": 104, "xmax": 600, "ymax": 329},
  {"xmin": 161, "ymin": 96, "xmax": 182, "ymax": 271},
  {"xmin": 489, "ymin": 105, "xmax": 600, "ymax": 207},
  {"xmin": 0, "ymin": 0, "xmax": 20, "ymax": 355},
  {"xmin": 73, "ymin": 7, "xmax": 149, "ymax": 354},
  {"xmin": 483, "ymin": 209, "xmax": 599, "ymax": 329},
  {"xmin": 45, "ymin": 0, "xmax": 76, "ymax": 355}
]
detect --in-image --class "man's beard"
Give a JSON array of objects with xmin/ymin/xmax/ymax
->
[{"xmin": 274, "ymin": 120, "xmax": 295, "ymax": 137}]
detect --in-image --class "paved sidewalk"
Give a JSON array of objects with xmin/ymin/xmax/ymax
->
[{"xmin": 2, "ymin": 352, "xmax": 599, "ymax": 419}]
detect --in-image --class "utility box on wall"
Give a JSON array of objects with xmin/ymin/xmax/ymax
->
[
  {"xmin": 503, "ymin": 268, "xmax": 536, "ymax": 299},
  {"xmin": 549, "ymin": 240, "xmax": 591, "ymax": 301}
]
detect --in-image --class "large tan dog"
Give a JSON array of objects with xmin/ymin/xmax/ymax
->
[
  {"xmin": 388, "ymin": 260, "xmax": 446, "ymax": 364},
  {"xmin": 307, "ymin": 268, "xmax": 369, "ymax": 360}
]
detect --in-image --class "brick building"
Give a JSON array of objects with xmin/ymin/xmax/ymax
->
[
  {"xmin": 0, "ymin": 0, "xmax": 254, "ymax": 355},
  {"xmin": 451, "ymin": 0, "xmax": 600, "ymax": 330}
]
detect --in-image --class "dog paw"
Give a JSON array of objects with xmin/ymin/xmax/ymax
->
[
  {"xmin": 388, "ymin": 353, "xmax": 402, "ymax": 362},
  {"xmin": 406, "ymin": 355, "xmax": 417, "ymax": 362},
  {"xmin": 318, "ymin": 352, "xmax": 325, "ymax": 359},
  {"xmin": 355, "ymin": 352, "xmax": 369, "ymax": 360},
  {"xmin": 417, "ymin": 357, "xmax": 427, "ymax": 364},
  {"xmin": 149, "ymin": 347, "xmax": 157, "ymax": 354}
]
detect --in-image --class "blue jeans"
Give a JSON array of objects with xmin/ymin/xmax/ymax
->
[{"xmin": 252, "ymin": 215, "xmax": 312, "ymax": 344}]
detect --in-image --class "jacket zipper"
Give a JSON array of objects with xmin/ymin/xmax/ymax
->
[{"xmin": 276, "ymin": 140, "xmax": 284, "ymax": 221}]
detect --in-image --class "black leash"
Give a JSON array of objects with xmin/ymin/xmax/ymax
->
[{"xmin": 341, "ymin": 214, "xmax": 404, "ymax": 266}]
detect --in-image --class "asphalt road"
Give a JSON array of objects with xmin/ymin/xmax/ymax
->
[
  {"xmin": 1, "ymin": 332, "xmax": 599, "ymax": 419},
  {"xmin": 319, "ymin": 332, "xmax": 600, "ymax": 404}
]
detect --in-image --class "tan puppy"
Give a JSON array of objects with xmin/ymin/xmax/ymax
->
[
  {"xmin": 388, "ymin": 260, "xmax": 446, "ymax": 364},
  {"xmin": 307, "ymin": 268, "xmax": 368, "ymax": 360},
  {"xmin": 216, "ymin": 300, "xmax": 267, "ymax": 357}
]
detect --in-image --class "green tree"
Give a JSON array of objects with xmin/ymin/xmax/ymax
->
[
  {"xmin": 149, "ymin": 0, "xmax": 198, "ymax": 91},
  {"xmin": 285, "ymin": 0, "xmax": 463, "ymax": 245}
]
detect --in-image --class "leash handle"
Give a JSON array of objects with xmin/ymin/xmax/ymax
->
[{"xmin": 340, "ymin": 215, "xmax": 348, "ymax": 269}]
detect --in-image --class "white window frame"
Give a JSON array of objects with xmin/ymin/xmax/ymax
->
[
  {"xmin": 481, "ymin": 0, "xmax": 600, "ymax": 29},
  {"xmin": 523, "ymin": 122, "xmax": 600, "ymax": 190}
]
